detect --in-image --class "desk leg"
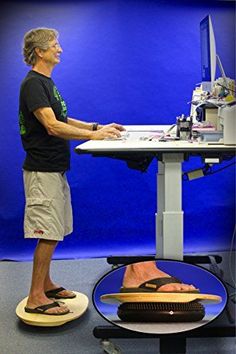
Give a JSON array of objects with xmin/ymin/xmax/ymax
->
[
  {"xmin": 156, "ymin": 153, "xmax": 184, "ymax": 260},
  {"xmin": 160, "ymin": 336, "xmax": 186, "ymax": 354}
]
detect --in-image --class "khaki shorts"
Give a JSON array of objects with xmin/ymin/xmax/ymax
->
[{"xmin": 23, "ymin": 171, "xmax": 73, "ymax": 241}]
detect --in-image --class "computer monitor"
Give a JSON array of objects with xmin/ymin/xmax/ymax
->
[
  {"xmin": 200, "ymin": 15, "xmax": 216, "ymax": 92},
  {"xmin": 200, "ymin": 15, "xmax": 227, "ymax": 93}
]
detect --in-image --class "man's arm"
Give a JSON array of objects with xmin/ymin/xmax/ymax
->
[
  {"xmin": 33, "ymin": 107, "xmax": 123, "ymax": 140},
  {"xmin": 67, "ymin": 118, "xmax": 102, "ymax": 131},
  {"xmin": 68, "ymin": 117, "xmax": 124, "ymax": 133}
]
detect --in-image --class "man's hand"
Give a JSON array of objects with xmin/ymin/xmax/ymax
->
[
  {"xmin": 93, "ymin": 123, "xmax": 125, "ymax": 140},
  {"xmin": 101, "ymin": 123, "xmax": 125, "ymax": 132}
]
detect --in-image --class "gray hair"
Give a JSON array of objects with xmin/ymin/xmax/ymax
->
[{"xmin": 22, "ymin": 28, "xmax": 59, "ymax": 66}]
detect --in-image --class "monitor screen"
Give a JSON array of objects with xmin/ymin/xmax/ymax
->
[{"xmin": 200, "ymin": 15, "xmax": 216, "ymax": 92}]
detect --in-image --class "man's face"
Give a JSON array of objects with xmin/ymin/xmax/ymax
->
[{"xmin": 42, "ymin": 39, "xmax": 63, "ymax": 65}]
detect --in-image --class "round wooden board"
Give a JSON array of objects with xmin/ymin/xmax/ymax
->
[
  {"xmin": 100, "ymin": 292, "xmax": 222, "ymax": 304},
  {"xmin": 16, "ymin": 291, "xmax": 89, "ymax": 327}
]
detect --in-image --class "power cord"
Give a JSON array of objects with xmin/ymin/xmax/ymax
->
[{"xmin": 182, "ymin": 158, "xmax": 235, "ymax": 181}]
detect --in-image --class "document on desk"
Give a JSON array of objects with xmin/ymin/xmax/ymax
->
[
  {"xmin": 105, "ymin": 124, "xmax": 171, "ymax": 141},
  {"xmin": 117, "ymin": 130, "xmax": 164, "ymax": 141}
]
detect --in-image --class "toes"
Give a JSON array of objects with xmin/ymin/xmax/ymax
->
[
  {"xmin": 58, "ymin": 290, "xmax": 74, "ymax": 297},
  {"xmin": 47, "ymin": 305, "xmax": 69, "ymax": 315},
  {"xmin": 158, "ymin": 283, "xmax": 197, "ymax": 292},
  {"xmin": 158, "ymin": 284, "xmax": 177, "ymax": 291}
]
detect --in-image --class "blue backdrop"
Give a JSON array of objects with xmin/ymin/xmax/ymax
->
[{"xmin": 0, "ymin": 0, "xmax": 235, "ymax": 260}]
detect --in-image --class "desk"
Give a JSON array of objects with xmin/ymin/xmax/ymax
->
[{"xmin": 75, "ymin": 125, "xmax": 235, "ymax": 261}]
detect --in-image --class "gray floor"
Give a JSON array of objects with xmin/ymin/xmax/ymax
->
[{"xmin": 0, "ymin": 255, "xmax": 235, "ymax": 354}]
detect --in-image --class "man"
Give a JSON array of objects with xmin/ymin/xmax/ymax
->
[{"xmin": 19, "ymin": 28, "xmax": 124, "ymax": 315}]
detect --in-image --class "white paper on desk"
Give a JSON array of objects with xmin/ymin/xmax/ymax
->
[{"xmin": 119, "ymin": 130, "xmax": 164, "ymax": 141}]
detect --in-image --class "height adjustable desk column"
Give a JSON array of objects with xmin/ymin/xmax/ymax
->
[{"xmin": 156, "ymin": 153, "xmax": 184, "ymax": 260}]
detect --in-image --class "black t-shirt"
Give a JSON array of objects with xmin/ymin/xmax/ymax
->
[{"xmin": 19, "ymin": 70, "xmax": 70, "ymax": 172}]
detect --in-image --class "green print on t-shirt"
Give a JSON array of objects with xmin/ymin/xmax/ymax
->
[
  {"xmin": 53, "ymin": 86, "xmax": 67, "ymax": 119},
  {"xmin": 19, "ymin": 111, "xmax": 26, "ymax": 135}
]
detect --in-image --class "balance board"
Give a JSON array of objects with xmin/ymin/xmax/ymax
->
[
  {"xmin": 100, "ymin": 292, "xmax": 222, "ymax": 304},
  {"xmin": 100, "ymin": 292, "xmax": 222, "ymax": 322},
  {"xmin": 16, "ymin": 291, "xmax": 89, "ymax": 327}
]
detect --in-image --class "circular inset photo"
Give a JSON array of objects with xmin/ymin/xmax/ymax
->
[{"xmin": 92, "ymin": 259, "xmax": 227, "ymax": 334}]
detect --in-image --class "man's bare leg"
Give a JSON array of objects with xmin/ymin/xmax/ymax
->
[
  {"xmin": 122, "ymin": 261, "xmax": 197, "ymax": 292},
  {"xmin": 26, "ymin": 239, "xmax": 69, "ymax": 314},
  {"xmin": 44, "ymin": 266, "xmax": 75, "ymax": 298}
]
